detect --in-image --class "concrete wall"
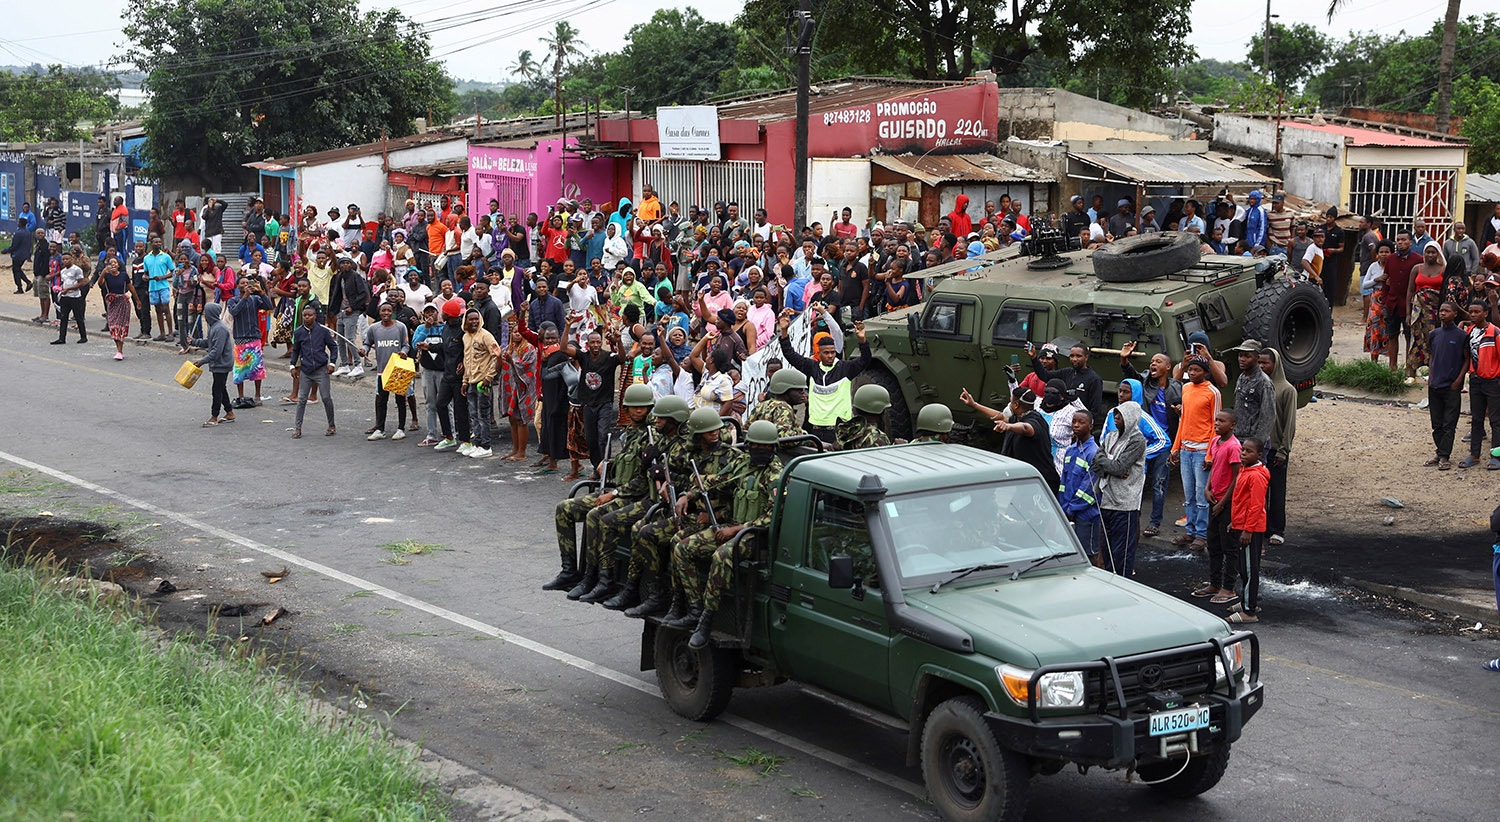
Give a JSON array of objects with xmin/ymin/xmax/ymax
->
[
  {"xmin": 1213, "ymin": 115, "xmax": 1343, "ymax": 204},
  {"xmin": 294, "ymin": 139, "xmax": 469, "ymax": 218},
  {"xmin": 997, "ymin": 88, "xmax": 1189, "ymax": 142}
]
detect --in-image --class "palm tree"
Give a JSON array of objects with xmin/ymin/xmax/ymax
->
[
  {"xmin": 1327, "ymin": 0, "xmax": 1461, "ymax": 132},
  {"xmin": 509, "ymin": 49, "xmax": 539, "ymax": 85},
  {"xmin": 541, "ymin": 22, "xmax": 586, "ymax": 123}
]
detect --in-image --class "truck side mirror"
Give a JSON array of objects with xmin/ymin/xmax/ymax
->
[
  {"xmin": 906, "ymin": 312, "xmax": 921, "ymax": 338},
  {"xmin": 828, "ymin": 555, "xmax": 855, "ymax": 589}
]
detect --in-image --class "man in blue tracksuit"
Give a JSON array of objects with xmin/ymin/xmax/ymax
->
[{"xmin": 1058, "ymin": 408, "xmax": 1101, "ymax": 562}]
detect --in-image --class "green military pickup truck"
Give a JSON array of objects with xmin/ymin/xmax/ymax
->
[{"xmin": 643, "ymin": 441, "xmax": 1262, "ymax": 822}]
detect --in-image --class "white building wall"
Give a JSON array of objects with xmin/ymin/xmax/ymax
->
[
  {"xmin": 295, "ymin": 139, "xmax": 470, "ymax": 217},
  {"xmin": 1212, "ymin": 115, "xmax": 1343, "ymax": 204}
]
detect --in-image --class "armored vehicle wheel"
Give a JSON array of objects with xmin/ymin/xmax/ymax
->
[
  {"xmin": 1136, "ymin": 742, "xmax": 1232, "ymax": 798},
  {"xmin": 921, "ymin": 696, "xmax": 1030, "ymax": 822},
  {"xmin": 654, "ymin": 624, "xmax": 735, "ymax": 721},
  {"xmin": 1092, "ymin": 233, "xmax": 1201, "ymax": 283},
  {"xmin": 1243, "ymin": 280, "xmax": 1332, "ymax": 384},
  {"xmin": 862, "ymin": 366, "xmax": 912, "ymax": 441}
]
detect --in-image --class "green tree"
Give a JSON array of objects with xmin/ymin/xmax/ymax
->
[
  {"xmin": 1175, "ymin": 59, "xmax": 1255, "ymax": 102},
  {"xmin": 1452, "ymin": 76, "xmax": 1500, "ymax": 172},
  {"xmin": 510, "ymin": 50, "xmax": 541, "ymax": 84},
  {"xmin": 121, "ymin": 0, "xmax": 455, "ymax": 185},
  {"xmin": 0, "ymin": 66, "xmax": 120, "ymax": 141},
  {"xmin": 1247, "ymin": 22, "xmax": 1331, "ymax": 89},
  {"xmin": 607, "ymin": 8, "xmax": 740, "ymax": 112},
  {"xmin": 736, "ymin": 0, "xmax": 1193, "ymax": 108},
  {"xmin": 542, "ymin": 21, "xmax": 587, "ymax": 114}
]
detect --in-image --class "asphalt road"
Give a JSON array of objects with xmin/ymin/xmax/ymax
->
[{"xmin": 3, "ymin": 323, "xmax": 1499, "ymax": 822}]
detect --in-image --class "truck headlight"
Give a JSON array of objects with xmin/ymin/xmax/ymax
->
[
  {"xmin": 1215, "ymin": 639, "xmax": 1246, "ymax": 683},
  {"xmin": 997, "ymin": 665, "xmax": 1086, "ymax": 708}
]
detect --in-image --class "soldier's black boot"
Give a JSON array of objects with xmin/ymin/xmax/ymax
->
[
  {"xmin": 667, "ymin": 602, "xmax": 702, "ymax": 630},
  {"xmin": 625, "ymin": 574, "xmax": 668, "ymax": 617},
  {"xmin": 662, "ymin": 587, "xmax": 688, "ymax": 624},
  {"xmin": 541, "ymin": 546, "xmax": 581, "ymax": 591},
  {"xmin": 688, "ymin": 609, "xmax": 716, "ymax": 649},
  {"xmin": 603, "ymin": 572, "xmax": 642, "ymax": 611},
  {"xmin": 565, "ymin": 562, "xmax": 597, "ymax": 600},
  {"xmin": 578, "ymin": 563, "xmax": 615, "ymax": 603}
]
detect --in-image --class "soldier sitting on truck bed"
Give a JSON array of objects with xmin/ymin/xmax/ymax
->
[
  {"xmin": 642, "ymin": 408, "xmax": 747, "ymax": 630},
  {"xmin": 745, "ymin": 367, "xmax": 808, "ymax": 438},
  {"xmin": 597, "ymin": 395, "xmax": 692, "ymax": 612},
  {"xmin": 912, "ymin": 403, "xmax": 954, "ymax": 443},
  {"xmin": 549, "ymin": 384, "xmax": 656, "ymax": 598},
  {"xmin": 835, "ymin": 385, "xmax": 894, "ymax": 450},
  {"xmin": 685, "ymin": 419, "xmax": 784, "ymax": 649}
]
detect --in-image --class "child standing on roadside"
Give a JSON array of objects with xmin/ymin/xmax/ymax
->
[
  {"xmin": 1196, "ymin": 409, "xmax": 1240, "ymax": 602},
  {"xmin": 1228, "ymin": 438, "xmax": 1271, "ymax": 624}
]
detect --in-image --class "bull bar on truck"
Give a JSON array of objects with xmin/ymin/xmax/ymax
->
[{"xmin": 985, "ymin": 632, "xmax": 1263, "ymax": 769}]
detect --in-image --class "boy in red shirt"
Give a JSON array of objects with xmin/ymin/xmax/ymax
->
[
  {"xmin": 1228, "ymin": 437, "xmax": 1271, "ymax": 624},
  {"xmin": 1194, "ymin": 409, "xmax": 1240, "ymax": 603}
]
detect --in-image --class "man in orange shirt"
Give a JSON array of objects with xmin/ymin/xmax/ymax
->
[
  {"xmin": 426, "ymin": 207, "xmax": 449, "ymax": 282},
  {"xmin": 1168, "ymin": 355, "xmax": 1222, "ymax": 550},
  {"xmin": 109, "ymin": 196, "xmax": 131, "ymax": 257},
  {"xmin": 637, "ymin": 184, "xmax": 663, "ymax": 223}
]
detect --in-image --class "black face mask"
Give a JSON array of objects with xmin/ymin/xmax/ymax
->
[
  {"xmin": 749, "ymin": 448, "xmax": 775, "ymax": 467},
  {"xmin": 1041, "ymin": 391, "xmax": 1064, "ymax": 412}
]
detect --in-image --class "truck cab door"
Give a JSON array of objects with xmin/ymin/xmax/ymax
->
[
  {"xmin": 909, "ymin": 296, "xmax": 980, "ymax": 406},
  {"xmin": 980, "ymin": 300, "xmax": 1052, "ymax": 408},
  {"xmin": 770, "ymin": 488, "xmax": 895, "ymax": 714}
]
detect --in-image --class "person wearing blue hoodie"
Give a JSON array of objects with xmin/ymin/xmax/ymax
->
[
  {"xmin": 191, "ymin": 302, "xmax": 235, "ymax": 426},
  {"xmin": 607, "ymin": 198, "xmax": 634, "ymax": 267},
  {"xmin": 1057, "ymin": 408, "xmax": 1101, "ymax": 562},
  {"xmin": 1122, "ymin": 340, "xmax": 1184, "ymax": 536}
]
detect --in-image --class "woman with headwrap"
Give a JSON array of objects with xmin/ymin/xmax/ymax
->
[{"xmin": 1407, "ymin": 243, "xmax": 1449, "ymax": 372}]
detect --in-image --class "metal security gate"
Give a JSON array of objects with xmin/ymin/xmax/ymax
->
[
  {"xmin": 1348, "ymin": 167, "xmax": 1456, "ymax": 238},
  {"xmin": 639, "ymin": 158, "xmax": 763, "ymax": 214}
]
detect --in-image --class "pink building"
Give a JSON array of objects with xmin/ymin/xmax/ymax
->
[{"xmin": 467, "ymin": 137, "xmax": 617, "ymax": 222}]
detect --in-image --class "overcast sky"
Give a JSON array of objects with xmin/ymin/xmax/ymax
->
[{"xmin": 0, "ymin": 0, "xmax": 1465, "ymax": 85}]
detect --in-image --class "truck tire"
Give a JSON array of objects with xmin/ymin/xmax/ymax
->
[
  {"xmin": 861, "ymin": 365, "xmax": 913, "ymax": 441},
  {"xmin": 654, "ymin": 625, "xmax": 735, "ymax": 722},
  {"xmin": 920, "ymin": 696, "xmax": 1030, "ymax": 822},
  {"xmin": 1136, "ymin": 742, "xmax": 1231, "ymax": 798},
  {"xmin": 1242, "ymin": 280, "xmax": 1332, "ymax": 385},
  {"xmin": 1092, "ymin": 232, "xmax": 1201, "ymax": 283}
]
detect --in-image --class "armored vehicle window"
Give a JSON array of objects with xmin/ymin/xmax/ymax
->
[
  {"xmin": 807, "ymin": 492, "xmax": 875, "ymax": 582},
  {"xmin": 991, "ymin": 307, "xmax": 1033, "ymax": 344},
  {"xmin": 921, "ymin": 298, "xmax": 973, "ymax": 340}
]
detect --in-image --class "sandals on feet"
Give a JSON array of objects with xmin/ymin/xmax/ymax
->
[
  {"xmin": 1142, "ymin": 525, "xmax": 1160, "ymax": 537},
  {"xmin": 1190, "ymin": 585, "xmax": 1215, "ymax": 598},
  {"xmin": 292, "ymin": 429, "xmax": 302, "ymax": 439},
  {"xmin": 201, "ymin": 419, "xmax": 219, "ymax": 427},
  {"xmin": 1209, "ymin": 593, "xmax": 1239, "ymax": 605},
  {"xmin": 1227, "ymin": 611, "xmax": 1259, "ymax": 623},
  {"xmin": 325, "ymin": 426, "xmax": 337, "ymax": 436}
]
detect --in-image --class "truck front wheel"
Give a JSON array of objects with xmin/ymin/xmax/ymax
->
[
  {"xmin": 654, "ymin": 625, "xmax": 735, "ymax": 721},
  {"xmin": 1135, "ymin": 742, "xmax": 1231, "ymax": 798},
  {"xmin": 920, "ymin": 696, "xmax": 1029, "ymax": 822}
]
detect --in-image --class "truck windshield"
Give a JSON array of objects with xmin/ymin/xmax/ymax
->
[{"xmin": 882, "ymin": 479, "xmax": 1080, "ymax": 584}]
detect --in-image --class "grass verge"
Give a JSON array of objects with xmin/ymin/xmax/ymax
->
[
  {"xmin": 0, "ymin": 564, "xmax": 446, "ymax": 821},
  {"xmin": 1316, "ymin": 358, "xmax": 1411, "ymax": 396}
]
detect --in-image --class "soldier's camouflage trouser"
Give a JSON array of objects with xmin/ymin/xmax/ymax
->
[
  {"xmin": 554, "ymin": 494, "xmax": 601, "ymax": 563},
  {"xmin": 630, "ymin": 515, "xmax": 695, "ymax": 581},
  {"xmin": 672, "ymin": 526, "xmax": 719, "ymax": 605},
  {"xmin": 599, "ymin": 496, "xmax": 656, "ymax": 571}
]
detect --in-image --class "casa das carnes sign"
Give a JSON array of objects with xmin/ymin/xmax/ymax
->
[
  {"xmin": 819, "ymin": 85, "xmax": 996, "ymax": 152},
  {"xmin": 658, "ymin": 106, "xmax": 721, "ymax": 161}
]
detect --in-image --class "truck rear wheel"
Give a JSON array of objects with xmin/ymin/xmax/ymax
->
[
  {"xmin": 1136, "ymin": 742, "xmax": 1231, "ymax": 798},
  {"xmin": 654, "ymin": 625, "xmax": 735, "ymax": 721},
  {"xmin": 920, "ymin": 696, "xmax": 1029, "ymax": 822},
  {"xmin": 1243, "ymin": 280, "xmax": 1332, "ymax": 385}
]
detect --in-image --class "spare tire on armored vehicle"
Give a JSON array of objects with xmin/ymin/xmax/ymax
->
[
  {"xmin": 1242, "ymin": 279, "xmax": 1333, "ymax": 384},
  {"xmin": 1092, "ymin": 232, "xmax": 1202, "ymax": 283}
]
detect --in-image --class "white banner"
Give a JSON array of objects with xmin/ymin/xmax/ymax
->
[{"xmin": 657, "ymin": 106, "xmax": 721, "ymax": 161}]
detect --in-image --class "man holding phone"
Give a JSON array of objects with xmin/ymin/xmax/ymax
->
[{"xmin": 1027, "ymin": 341, "xmax": 1104, "ymax": 422}]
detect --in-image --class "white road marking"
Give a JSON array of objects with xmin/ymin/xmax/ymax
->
[{"xmin": 0, "ymin": 448, "xmax": 924, "ymax": 799}]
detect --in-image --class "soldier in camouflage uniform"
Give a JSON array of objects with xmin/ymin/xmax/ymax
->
[
  {"xmin": 834, "ymin": 384, "xmax": 893, "ymax": 450},
  {"xmin": 669, "ymin": 412, "xmax": 762, "ymax": 628},
  {"xmin": 746, "ymin": 368, "xmax": 808, "ymax": 438},
  {"xmin": 912, "ymin": 403, "xmax": 954, "ymax": 443},
  {"xmin": 591, "ymin": 395, "xmax": 692, "ymax": 609},
  {"xmin": 632, "ymin": 407, "xmax": 745, "ymax": 625},
  {"xmin": 550, "ymin": 384, "xmax": 656, "ymax": 599},
  {"xmin": 685, "ymin": 420, "xmax": 783, "ymax": 649}
]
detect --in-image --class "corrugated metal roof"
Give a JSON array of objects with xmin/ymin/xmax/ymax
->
[
  {"xmin": 390, "ymin": 160, "xmax": 468, "ymax": 178},
  {"xmin": 1070, "ymin": 152, "xmax": 1277, "ymax": 186},
  {"xmin": 714, "ymin": 76, "xmax": 969, "ymax": 123},
  {"xmin": 871, "ymin": 153, "xmax": 1055, "ymax": 185},
  {"xmin": 1466, "ymin": 173, "xmax": 1500, "ymax": 204},
  {"xmin": 249, "ymin": 131, "xmax": 467, "ymax": 169}
]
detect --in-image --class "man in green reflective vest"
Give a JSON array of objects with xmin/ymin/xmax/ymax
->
[{"xmin": 776, "ymin": 312, "xmax": 872, "ymax": 446}]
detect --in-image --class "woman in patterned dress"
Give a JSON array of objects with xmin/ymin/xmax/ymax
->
[{"xmin": 499, "ymin": 316, "xmax": 540, "ymax": 462}]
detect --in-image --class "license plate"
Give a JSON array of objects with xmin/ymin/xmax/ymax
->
[{"xmin": 1148, "ymin": 705, "xmax": 1210, "ymax": 737}]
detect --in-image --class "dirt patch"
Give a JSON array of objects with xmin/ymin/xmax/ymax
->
[{"xmin": 0, "ymin": 517, "xmax": 155, "ymax": 584}]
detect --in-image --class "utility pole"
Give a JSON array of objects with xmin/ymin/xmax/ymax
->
[
  {"xmin": 792, "ymin": 0, "xmax": 813, "ymax": 233},
  {"xmin": 1262, "ymin": 0, "xmax": 1274, "ymax": 80}
]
